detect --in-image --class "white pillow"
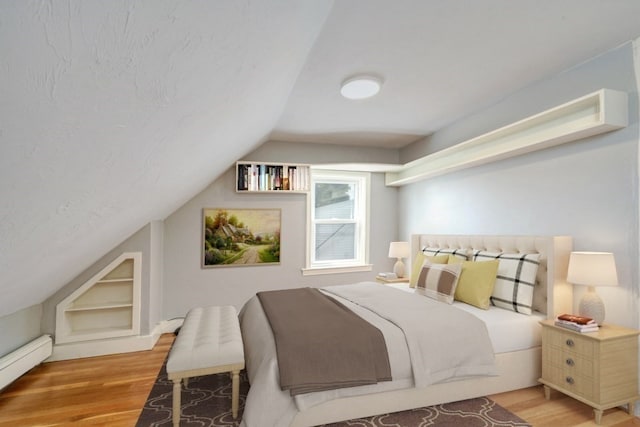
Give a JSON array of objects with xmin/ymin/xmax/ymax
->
[{"xmin": 472, "ymin": 251, "xmax": 541, "ymax": 315}]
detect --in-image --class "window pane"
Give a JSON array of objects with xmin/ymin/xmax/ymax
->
[
  {"xmin": 314, "ymin": 183, "xmax": 354, "ymax": 220},
  {"xmin": 315, "ymin": 223, "xmax": 355, "ymax": 261}
]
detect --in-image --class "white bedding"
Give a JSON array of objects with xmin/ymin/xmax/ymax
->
[
  {"xmin": 323, "ymin": 283, "xmax": 497, "ymax": 387},
  {"xmin": 239, "ymin": 282, "xmax": 497, "ymax": 427},
  {"xmin": 386, "ymin": 282, "xmax": 544, "ymax": 353},
  {"xmin": 452, "ymin": 301, "xmax": 544, "ymax": 353}
]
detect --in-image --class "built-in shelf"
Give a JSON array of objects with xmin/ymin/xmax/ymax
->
[
  {"xmin": 236, "ymin": 162, "xmax": 310, "ymax": 193},
  {"xmin": 385, "ymin": 88, "xmax": 628, "ymax": 186},
  {"xmin": 65, "ymin": 302, "xmax": 134, "ymax": 311},
  {"xmin": 55, "ymin": 252, "xmax": 141, "ymax": 344},
  {"xmin": 66, "ymin": 326, "xmax": 133, "ymax": 337}
]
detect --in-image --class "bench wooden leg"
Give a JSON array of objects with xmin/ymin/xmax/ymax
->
[
  {"xmin": 172, "ymin": 378, "xmax": 182, "ymax": 427},
  {"xmin": 231, "ymin": 369, "xmax": 240, "ymax": 419}
]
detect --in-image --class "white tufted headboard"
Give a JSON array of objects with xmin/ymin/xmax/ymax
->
[{"xmin": 411, "ymin": 234, "xmax": 573, "ymax": 318}]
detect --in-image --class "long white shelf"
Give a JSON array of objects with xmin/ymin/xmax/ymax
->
[{"xmin": 385, "ymin": 89, "xmax": 628, "ymax": 186}]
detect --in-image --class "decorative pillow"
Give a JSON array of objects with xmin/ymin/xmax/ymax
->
[
  {"xmin": 473, "ymin": 251, "xmax": 541, "ymax": 315},
  {"xmin": 453, "ymin": 260, "xmax": 500, "ymax": 309},
  {"xmin": 409, "ymin": 253, "xmax": 449, "ymax": 288},
  {"xmin": 447, "ymin": 254, "xmax": 463, "ymax": 264},
  {"xmin": 422, "ymin": 247, "xmax": 469, "ymax": 261},
  {"xmin": 415, "ymin": 261, "xmax": 462, "ymax": 304}
]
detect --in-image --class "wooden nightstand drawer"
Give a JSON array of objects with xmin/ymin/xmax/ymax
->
[
  {"xmin": 546, "ymin": 328, "xmax": 594, "ymax": 357},
  {"xmin": 543, "ymin": 364, "xmax": 595, "ymax": 400},
  {"xmin": 545, "ymin": 351, "xmax": 594, "ymax": 377}
]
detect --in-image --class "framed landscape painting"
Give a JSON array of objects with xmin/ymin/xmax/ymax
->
[{"xmin": 202, "ymin": 208, "xmax": 281, "ymax": 268}]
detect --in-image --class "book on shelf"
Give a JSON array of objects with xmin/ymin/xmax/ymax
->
[
  {"xmin": 237, "ymin": 163, "xmax": 310, "ymax": 192},
  {"xmin": 377, "ymin": 272, "xmax": 397, "ymax": 279},
  {"xmin": 376, "ymin": 275, "xmax": 408, "ymax": 283},
  {"xmin": 555, "ymin": 313, "xmax": 599, "ymax": 333},
  {"xmin": 557, "ymin": 313, "xmax": 595, "ymax": 325}
]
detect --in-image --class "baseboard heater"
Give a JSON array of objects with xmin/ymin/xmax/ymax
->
[{"xmin": 0, "ymin": 335, "xmax": 52, "ymax": 391}]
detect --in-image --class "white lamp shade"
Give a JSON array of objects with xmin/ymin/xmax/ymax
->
[
  {"xmin": 388, "ymin": 241, "xmax": 410, "ymax": 259},
  {"xmin": 567, "ymin": 252, "xmax": 618, "ymax": 287}
]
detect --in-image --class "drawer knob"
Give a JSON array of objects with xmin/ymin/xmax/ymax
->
[
  {"xmin": 565, "ymin": 376, "xmax": 575, "ymax": 385},
  {"xmin": 565, "ymin": 358, "xmax": 575, "ymax": 366},
  {"xmin": 565, "ymin": 338, "xmax": 575, "ymax": 347}
]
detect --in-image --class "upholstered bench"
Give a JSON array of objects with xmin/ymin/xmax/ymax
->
[{"xmin": 166, "ymin": 305, "xmax": 245, "ymax": 427}]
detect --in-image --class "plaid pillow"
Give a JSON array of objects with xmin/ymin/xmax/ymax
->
[
  {"xmin": 422, "ymin": 247, "xmax": 469, "ymax": 261},
  {"xmin": 472, "ymin": 251, "xmax": 541, "ymax": 315},
  {"xmin": 415, "ymin": 261, "xmax": 462, "ymax": 304}
]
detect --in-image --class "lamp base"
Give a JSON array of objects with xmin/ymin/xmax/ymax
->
[
  {"xmin": 393, "ymin": 259, "xmax": 405, "ymax": 278},
  {"xmin": 578, "ymin": 286, "xmax": 605, "ymax": 325}
]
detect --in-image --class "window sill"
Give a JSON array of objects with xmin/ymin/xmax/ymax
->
[{"xmin": 301, "ymin": 264, "xmax": 373, "ymax": 276}]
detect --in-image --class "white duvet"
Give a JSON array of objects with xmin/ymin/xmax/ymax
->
[{"xmin": 239, "ymin": 282, "xmax": 497, "ymax": 427}]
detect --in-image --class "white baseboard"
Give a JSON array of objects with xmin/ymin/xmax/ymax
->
[
  {"xmin": 0, "ymin": 335, "xmax": 52, "ymax": 390},
  {"xmin": 159, "ymin": 318, "xmax": 184, "ymax": 334},
  {"xmin": 47, "ymin": 318, "xmax": 184, "ymax": 362}
]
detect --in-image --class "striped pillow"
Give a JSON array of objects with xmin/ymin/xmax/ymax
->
[
  {"xmin": 409, "ymin": 252, "xmax": 449, "ymax": 288},
  {"xmin": 472, "ymin": 251, "xmax": 541, "ymax": 315},
  {"xmin": 415, "ymin": 261, "xmax": 462, "ymax": 304}
]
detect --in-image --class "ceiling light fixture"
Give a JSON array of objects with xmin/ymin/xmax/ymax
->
[{"xmin": 340, "ymin": 75, "xmax": 382, "ymax": 100}]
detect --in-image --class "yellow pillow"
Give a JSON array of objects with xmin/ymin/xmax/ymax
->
[
  {"xmin": 453, "ymin": 259, "xmax": 500, "ymax": 309},
  {"xmin": 447, "ymin": 254, "xmax": 463, "ymax": 264},
  {"xmin": 409, "ymin": 253, "xmax": 449, "ymax": 288}
]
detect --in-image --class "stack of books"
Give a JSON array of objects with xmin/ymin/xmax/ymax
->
[{"xmin": 554, "ymin": 313, "xmax": 599, "ymax": 333}]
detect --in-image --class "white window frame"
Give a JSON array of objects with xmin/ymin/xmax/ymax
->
[{"xmin": 302, "ymin": 170, "xmax": 371, "ymax": 276}]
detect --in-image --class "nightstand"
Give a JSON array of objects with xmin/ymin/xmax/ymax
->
[
  {"xmin": 375, "ymin": 276, "xmax": 410, "ymax": 284},
  {"xmin": 538, "ymin": 319, "xmax": 639, "ymax": 424}
]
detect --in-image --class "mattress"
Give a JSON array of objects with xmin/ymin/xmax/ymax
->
[
  {"xmin": 385, "ymin": 282, "xmax": 544, "ymax": 353},
  {"xmin": 452, "ymin": 301, "xmax": 544, "ymax": 353}
]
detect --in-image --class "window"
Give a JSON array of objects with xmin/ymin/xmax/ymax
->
[{"xmin": 304, "ymin": 170, "xmax": 371, "ymax": 274}]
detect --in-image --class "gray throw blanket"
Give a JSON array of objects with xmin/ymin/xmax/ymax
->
[{"xmin": 257, "ymin": 287, "xmax": 391, "ymax": 395}]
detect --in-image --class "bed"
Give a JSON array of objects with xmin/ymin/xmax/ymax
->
[{"xmin": 239, "ymin": 234, "xmax": 573, "ymax": 427}]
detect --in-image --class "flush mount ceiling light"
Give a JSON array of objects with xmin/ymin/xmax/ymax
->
[{"xmin": 340, "ymin": 75, "xmax": 382, "ymax": 100}]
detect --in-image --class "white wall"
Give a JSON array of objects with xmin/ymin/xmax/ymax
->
[
  {"xmin": 0, "ymin": 304, "xmax": 42, "ymax": 357},
  {"xmin": 161, "ymin": 142, "xmax": 399, "ymax": 320},
  {"xmin": 399, "ymin": 42, "xmax": 639, "ymax": 328},
  {"xmin": 36, "ymin": 141, "xmax": 399, "ymax": 340},
  {"xmin": 148, "ymin": 220, "xmax": 164, "ymax": 330}
]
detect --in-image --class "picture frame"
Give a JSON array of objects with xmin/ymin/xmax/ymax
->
[{"xmin": 202, "ymin": 208, "xmax": 281, "ymax": 268}]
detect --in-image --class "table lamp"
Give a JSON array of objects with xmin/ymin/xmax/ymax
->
[
  {"xmin": 388, "ymin": 241, "xmax": 410, "ymax": 278},
  {"xmin": 566, "ymin": 251, "xmax": 618, "ymax": 325}
]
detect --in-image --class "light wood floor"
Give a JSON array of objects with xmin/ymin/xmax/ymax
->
[{"xmin": 0, "ymin": 333, "xmax": 638, "ymax": 426}]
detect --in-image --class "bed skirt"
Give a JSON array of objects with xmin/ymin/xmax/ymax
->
[{"xmin": 289, "ymin": 346, "xmax": 541, "ymax": 427}]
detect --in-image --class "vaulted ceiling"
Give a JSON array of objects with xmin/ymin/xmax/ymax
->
[{"xmin": 2, "ymin": 0, "xmax": 640, "ymax": 317}]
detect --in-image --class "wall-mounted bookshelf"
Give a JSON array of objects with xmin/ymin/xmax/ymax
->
[
  {"xmin": 236, "ymin": 162, "xmax": 310, "ymax": 193},
  {"xmin": 55, "ymin": 252, "xmax": 141, "ymax": 344}
]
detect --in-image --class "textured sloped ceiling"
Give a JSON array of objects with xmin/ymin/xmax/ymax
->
[
  {"xmin": 0, "ymin": 1, "xmax": 332, "ymax": 317},
  {"xmin": 2, "ymin": 0, "xmax": 640, "ymax": 319}
]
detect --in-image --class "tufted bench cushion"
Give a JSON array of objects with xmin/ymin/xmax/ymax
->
[{"xmin": 166, "ymin": 305, "xmax": 245, "ymax": 426}]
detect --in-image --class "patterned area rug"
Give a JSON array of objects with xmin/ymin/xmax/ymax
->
[{"xmin": 137, "ymin": 361, "xmax": 530, "ymax": 427}]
